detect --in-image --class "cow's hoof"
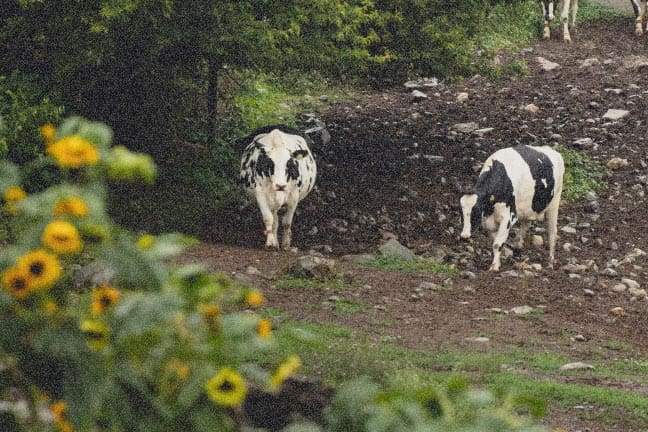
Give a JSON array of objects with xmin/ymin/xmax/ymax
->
[
  {"xmin": 488, "ymin": 265, "xmax": 500, "ymax": 272},
  {"xmin": 636, "ymin": 29, "xmax": 644, "ymax": 36}
]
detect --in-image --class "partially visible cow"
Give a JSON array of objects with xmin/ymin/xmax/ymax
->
[
  {"xmin": 539, "ymin": 0, "xmax": 579, "ymax": 42},
  {"xmin": 632, "ymin": 0, "xmax": 647, "ymax": 35},
  {"xmin": 240, "ymin": 125, "xmax": 317, "ymax": 249},
  {"xmin": 457, "ymin": 145, "xmax": 564, "ymax": 271}
]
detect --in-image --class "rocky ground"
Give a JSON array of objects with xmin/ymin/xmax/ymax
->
[{"xmin": 182, "ymin": 17, "xmax": 648, "ymax": 432}]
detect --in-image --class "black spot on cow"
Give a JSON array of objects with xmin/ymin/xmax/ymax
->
[
  {"xmin": 286, "ymin": 158, "xmax": 300, "ymax": 182},
  {"xmin": 513, "ymin": 146, "xmax": 555, "ymax": 213},
  {"xmin": 475, "ymin": 159, "xmax": 517, "ymax": 220},
  {"xmin": 255, "ymin": 148, "xmax": 274, "ymax": 178}
]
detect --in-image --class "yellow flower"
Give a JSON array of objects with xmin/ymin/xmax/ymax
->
[
  {"xmin": 91, "ymin": 284, "xmax": 121, "ymax": 316},
  {"xmin": 42, "ymin": 220, "xmax": 83, "ymax": 254},
  {"xmin": 54, "ymin": 197, "xmax": 88, "ymax": 218},
  {"xmin": 136, "ymin": 234, "xmax": 155, "ymax": 250},
  {"xmin": 40, "ymin": 123, "xmax": 57, "ymax": 146},
  {"xmin": 1, "ymin": 266, "xmax": 34, "ymax": 299},
  {"xmin": 50, "ymin": 400, "xmax": 73, "ymax": 432},
  {"xmin": 3, "ymin": 186, "xmax": 27, "ymax": 215},
  {"xmin": 80, "ymin": 319, "xmax": 109, "ymax": 351},
  {"xmin": 3, "ymin": 186, "xmax": 26, "ymax": 203},
  {"xmin": 166, "ymin": 359, "xmax": 190, "ymax": 381},
  {"xmin": 269, "ymin": 355, "xmax": 302, "ymax": 391},
  {"xmin": 47, "ymin": 135, "xmax": 99, "ymax": 168},
  {"xmin": 200, "ymin": 303, "xmax": 221, "ymax": 332},
  {"xmin": 244, "ymin": 291, "xmax": 265, "ymax": 307},
  {"xmin": 43, "ymin": 300, "xmax": 59, "ymax": 315},
  {"xmin": 16, "ymin": 249, "xmax": 61, "ymax": 290},
  {"xmin": 257, "ymin": 318, "xmax": 272, "ymax": 339},
  {"xmin": 205, "ymin": 367, "xmax": 247, "ymax": 407}
]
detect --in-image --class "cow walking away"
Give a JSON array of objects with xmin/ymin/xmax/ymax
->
[
  {"xmin": 632, "ymin": 0, "xmax": 647, "ymax": 35},
  {"xmin": 539, "ymin": 0, "xmax": 578, "ymax": 42},
  {"xmin": 240, "ymin": 125, "xmax": 317, "ymax": 249},
  {"xmin": 457, "ymin": 145, "xmax": 564, "ymax": 272}
]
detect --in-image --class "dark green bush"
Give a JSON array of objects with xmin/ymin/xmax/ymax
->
[{"xmin": 0, "ymin": 71, "xmax": 63, "ymax": 164}]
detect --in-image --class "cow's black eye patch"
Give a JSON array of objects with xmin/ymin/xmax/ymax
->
[{"xmin": 256, "ymin": 150, "xmax": 274, "ymax": 178}]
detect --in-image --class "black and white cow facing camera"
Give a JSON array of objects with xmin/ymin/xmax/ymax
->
[
  {"xmin": 458, "ymin": 145, "xmax": 564, "ymax": 272},
  {"xmin": 240, "ymin": 126, "xmax": 317, "ymax": 250}
]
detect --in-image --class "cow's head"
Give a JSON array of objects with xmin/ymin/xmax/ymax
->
[{"xmin": 256, "ymin": 130, "xmax": 309, "ymax": 193}]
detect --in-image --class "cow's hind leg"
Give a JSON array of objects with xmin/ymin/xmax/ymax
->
[
  {"xmin": 545, "ymin": 201, "xmax": 560, "ymax": 269},
  {"xmin": 514, "ymin": 220, "xmax": 531, "ymax": 249}
]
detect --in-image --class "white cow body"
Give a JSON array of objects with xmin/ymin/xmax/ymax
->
[
  {"xmin": 632, "ymin": 0, "xmax": 647, "ymax": 35},
  {"xmin": 459, "ymin": 145, "xmax": 564, "ymax": 271},
  {"xmin": 240, "ymin": 126, "xmax": 317, "ymax": 249},
  {"xmin": 539, "ymin": 0, "xmax": 578, "ymax": 42}
]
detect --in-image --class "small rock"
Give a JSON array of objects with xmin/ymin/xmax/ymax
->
[
  {"xmin": 580, "ymin": 57, "xmax": 600, "ymax": 67},
  {"xmin": 631, "ymin": 289, "xmax": 647, "ymax": 298},
  {"xmin": 524, "ymin": 103, "xmax": 540, "ymax": 113},
  {"xmin": 560, "ymin": 362, "xmax": 595, "ymax": 371},
  {"xmin": 561, "ymin": 226, "xmax": 577, "ymax": 234},
  {"xmin": 290, "ymin": 255, "xmax": 337, "ymax": 281},
  {"xmin": 465, "ymin": 337, "xmax": 490, "ymax": 343},
  {"xmin": 602, "ymin": 109, "xmax": 630, "ymax": 121},
  {"xmin": 500, "ymin": 270, "xmax": 519, "ymax": 278},
  {"xmin": 418, "ymin": 281, "xmax": 442, "ymax": 291},
  {"xmin": 536, "ymin": 56, "xmax": 560, "ymax": 71},
  {"xmin": 473, "ymin": 127, "xmax": 494, "ymax": 137},
  {"xmin": 606, "ymin": 157, "xmax": 629, "ymax": 170},
  {"xmin": 411, "ymin": 90, "xmax": 428, "ymax": 100},
  {"xmin": 621, "ymin": 278, "xmax": 640, "ymax": 290},
  {"xmin": 612, "ymin": 283, "xmax": 627, "ymax": 293},
  {"xmin": 572, "ymin": 334, "xmax": 587, "ymax": 342},
  {"xmin": 510, "ymin": 305, "xmax": 534, "ymax": 315},
  {"xmin": 583, "ymin": 289, "xmax": 595, "ymax": 297},
  {"xmin": 456, "ymin": 92, "xmax": 469, "ymax": 102},
  {"xmin": 572, "ymin": 137, "xmax": 594, "ymax": 148},
  {"xmin": 610, "ymin": 306, "xmax": 625, "ymax": 317},
  {"xmin": 246, "ymin": 266, "xmax": 262, "ymax": 276},
  {"xmin": 451, "ymin": 122, "xmax": 479, "ymax": 133}
]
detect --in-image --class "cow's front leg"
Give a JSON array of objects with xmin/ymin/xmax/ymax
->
[
  {"xmin": 543, "ymin": 22, "xmax": 551, "ymax": 39},
  {"xmin": 634, "ymin": 0, "xmax": 646, "ymax": 35},
  {"xmin": 281, "ymin": 198, "xmax": 299, "ymax": 250},
  {"xmin": 561, "ymin": 0, "xmax": 574, "ymax": 42},
  {"xmin": 489, "ymin": 216, "xmax": 512, "ymax": 272},
  {"xmin": 255, "ymin": 193, "xmax": 279, "ymax": 248}
]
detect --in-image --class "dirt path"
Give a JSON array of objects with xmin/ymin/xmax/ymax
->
[{"xmin": 183, "ymin": 17, "xmax": 648, "ymax": 431}]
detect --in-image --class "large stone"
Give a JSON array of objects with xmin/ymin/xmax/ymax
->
[
  {"xmin": 536, "ymin": 56, "xmax": 560, "ymax": 71},
  {"xmin": 290, "ymin": 255, "xmax": 337, "ymax": 281},
  {"xmin": 602, "ymin": 109, "xmax": 630, "ymax": 121},
  {"xmin": 378, "ymin": 238, "xmax": 416, "ymax": 261}
]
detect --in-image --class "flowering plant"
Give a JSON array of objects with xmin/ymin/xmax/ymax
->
[{"xmin": 0, "ymin": 117, "xmax": 298, "ymax": 431}]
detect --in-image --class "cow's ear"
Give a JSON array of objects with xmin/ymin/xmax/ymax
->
[{"xmin": 292, "ymin": 149, "xmax": 309, "ymax": 160}]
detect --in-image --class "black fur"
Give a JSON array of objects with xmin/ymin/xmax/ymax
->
[
  {"xmin": 475, "ymin": 159, "xmax": 517, "ymax": 222},
  {"xmin": 513, "ymin": 145, "xmax": 555, "ymax": 213}
]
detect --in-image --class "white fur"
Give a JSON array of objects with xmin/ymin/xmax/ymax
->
[
  {"xmin": 240, "ymin": 129, "xmax": 317, "ymax": 249},
  {"xmin": 460, "ymin": 146, "xmax": 564, "ymax": 271},
  {"xmin": 632, "ymin": 0, "xmax": 647, "ymax": 35},
  {"xmin": 541, "ymin": 0, "xmax": 578, "ymax": 42}
]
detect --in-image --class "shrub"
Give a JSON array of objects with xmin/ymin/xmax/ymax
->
[
  {"xmin": 0, "ymin": 117, "xmax": 298, "ymax": 431},
  {"xmin": 0, "ymin": 71, "xmax": 63, "ymax": 165}
]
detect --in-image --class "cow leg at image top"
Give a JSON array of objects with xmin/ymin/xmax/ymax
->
[
  {"xmin": 540, "ymin": 0, "xmax": 555, "ymax": 39},
  {"xmin": 632, "ymin": 0, "xmax": 646, "ymax": 35},
  {"xmin": 561, "ymin": 0, "xmax": 574, "ymax": 42}
]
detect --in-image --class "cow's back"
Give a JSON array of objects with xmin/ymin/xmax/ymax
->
[{"xmin": 484, "ymin": 145, "xmax": 562, "ymax": 219}]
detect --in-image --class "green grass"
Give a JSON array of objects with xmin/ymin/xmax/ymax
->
[
  {"xmin": 555, "ymin": 144, "xmax": 609, "ymax": 201},
  {"xmin": 579, "ymin": 0, "xmax": 634, "ymax": 20},
  {"xmin": 261, "ymin": 318, "xmax": 648, "ymax": 428},
  {"xmin": 363, "ymin": 255, "xmax": 459, "ymax": 274}
]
